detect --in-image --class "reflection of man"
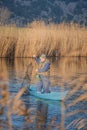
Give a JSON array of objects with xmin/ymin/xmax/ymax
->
[
  {"xmin": 36, "ymin": 100, "xmax": 48, "ymax": 130},
  {"xmin": 33, "ymin": 54, "xmax": 50, "ymax": 93}
]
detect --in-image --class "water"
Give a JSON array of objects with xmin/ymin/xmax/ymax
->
[{"xmin": 0, "ymin": 57, "xmax": 87, "ymax": 130}]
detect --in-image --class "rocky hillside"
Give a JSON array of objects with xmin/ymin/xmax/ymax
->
[{"xmin": 0, "ymin": 0, "xmax": 87, "ymax": 26}]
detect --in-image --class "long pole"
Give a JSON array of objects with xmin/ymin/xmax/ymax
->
[{"xmin": 21, "ymin": 63, "xmax": 33, "ymax": 93}]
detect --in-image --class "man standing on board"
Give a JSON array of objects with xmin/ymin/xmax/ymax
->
[{"xmin": 33, "ymin": 54, "xmax": 50, "ymax": 93}]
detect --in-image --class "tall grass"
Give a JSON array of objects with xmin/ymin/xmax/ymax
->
[{"xmin": 0, "ymin": 21, "xmax": 87, "ymax": 58}]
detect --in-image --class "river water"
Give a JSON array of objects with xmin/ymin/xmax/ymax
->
[{"xmin": 0, "ymin": 57, "xmax": 87, "ymax": 130}]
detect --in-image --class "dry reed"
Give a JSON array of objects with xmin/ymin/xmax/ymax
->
[{"xmin": 0, "ymin": 21, "xmax": 87, "ymax": 58}]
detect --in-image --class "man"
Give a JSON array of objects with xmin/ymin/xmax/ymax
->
[{"xmin": 33, "ymin": 54, "xmax": 50, "ymax": 93}]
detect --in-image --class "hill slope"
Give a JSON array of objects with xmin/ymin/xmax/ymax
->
[{"xmin": 0, "ymin": 0, "xmax": 87, "ymax": 25}]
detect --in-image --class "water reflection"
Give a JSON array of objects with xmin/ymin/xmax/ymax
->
[
  {"xmin": 0, "ymin": 57, "xmax": 87, "ymax": 130},
  {"xmin": 36, "ymin": 100, "xmax": 48, "ymax": 130},
  {"xmin": 0, "ymin": 57, "xmax": 87, "ymax": 85},
  {"xmin": 30, "ymin": 98, "xmax": 61, "ymax": 130}
]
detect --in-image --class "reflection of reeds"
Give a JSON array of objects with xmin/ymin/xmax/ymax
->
[
  {"xmin": 64, "ymin": 74, "xmax": 87, "ymax": 130},
  {"xmin": 0, "ymin": 59, "xmax": 9, "ymax": 82},
  {"xmin": 0, "ymin": 57, "xmax": 87, "ymax": 129},
  {"xmin": 66, "ymin": 118, "xmax": 87, "ymax": 130},
  {"xmin": 0, "ymin": 57, "xmax": 87, "ymax": 84},
  {"xmin": 0, "ymin": 84, "xmax": 35, "ymax": 130},
  {"xmin": 0, "ymin": 21, "xmax": 87, "ymax": 58}
]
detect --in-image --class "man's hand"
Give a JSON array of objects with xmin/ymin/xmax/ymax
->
[
  {"xmin": 35, "ymin": 69, "xmax": 38, "ymax": 72},
  {"xmin": 33, "ymin": 55, "xmax": 36, "ymax": 58}
]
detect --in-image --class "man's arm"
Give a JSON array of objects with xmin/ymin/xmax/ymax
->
[
  {"xmin": 33, "ymin": 55, "xmax": 40, "ymax": 64},
  {"xmin": 35, "ymin": 57, "xmax": 40, "ymax": 64}
]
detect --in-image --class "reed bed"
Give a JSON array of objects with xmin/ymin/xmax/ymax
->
[{"xmin": 0, "ymin": 21, "xmax": 87, "ymax": 58}]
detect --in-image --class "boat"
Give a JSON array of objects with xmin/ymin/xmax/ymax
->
[{"xmin": 29, "ymin": 85, "xmax": 69, "ymax": 101}]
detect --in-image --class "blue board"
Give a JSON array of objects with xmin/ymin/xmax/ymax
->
[{"xmin": 29, "ymin": 85, "xmax": 69, "ymax": 101}]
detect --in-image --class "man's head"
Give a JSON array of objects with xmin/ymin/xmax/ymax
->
[{"xmin": 40, "ymin": 54, "xmax": 46, "ymax": 62}]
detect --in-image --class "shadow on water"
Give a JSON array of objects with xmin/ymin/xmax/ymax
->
[{"xmin": 0, "ymin": 57, "xmax": 87, "ymax": 130}]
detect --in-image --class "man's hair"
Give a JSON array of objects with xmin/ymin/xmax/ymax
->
[{"xmin": 40, "ymin": 54, "xmax": 46, "ymax": 59}]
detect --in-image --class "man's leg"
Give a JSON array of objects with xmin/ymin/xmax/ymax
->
[
  {"xmin": 37, "ymin": 79, "xmax": 43, "ymax": 92},
  {"xmin": 41, "ymin": 76, "xmax": 50, "ymax": 93}
]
